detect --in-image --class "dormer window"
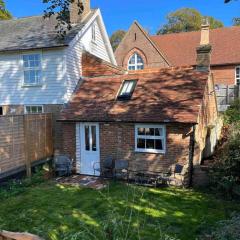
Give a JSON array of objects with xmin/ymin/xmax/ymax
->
[
  {"xmin": 128, "ymin": 53, "xmax": 144, "ymax": 70},
  {"xmin": 117, "ymin": 80, "xmax": 137, "ymax": 100},
  {"xmin": 23, "ymin": 53, "xmax": 42, "ymax": 86}
]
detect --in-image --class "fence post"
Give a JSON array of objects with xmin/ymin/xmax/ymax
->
[{"xmin": 24, "ymin": 115, "xmax": 31, "ymax": 177}]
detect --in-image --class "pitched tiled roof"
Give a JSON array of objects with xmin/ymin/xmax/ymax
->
[
  {"xmin": 59, "ymin": 67, "xmax": 209, "ymax": 124},
  {"xmin": 151, "ymin": 26, "xmax": 240, "ymax": 66},
  {"xmin": 82, "ymin": 51, "xmax": 125, "ymax": 77},
  {"xmin": 0, "ymin": 10, "xmax": 96, "ymax": 52}
]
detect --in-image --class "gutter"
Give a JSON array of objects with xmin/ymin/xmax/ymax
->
[
  {"xmin": 57, "ymin": 119, "xmax": 198, "ymax": 125},
  {"xmin": 188, "ymin": 125, "xmax": 196, "ymax": 188}
]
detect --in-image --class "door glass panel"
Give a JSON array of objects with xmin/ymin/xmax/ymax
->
[
  {"xmin": 85, "ymin": 126, "xmax": 90, "ymax": 151},
  {"xmin": 91, "ymin": 125, "xmax": 97, "ymax": 151}
]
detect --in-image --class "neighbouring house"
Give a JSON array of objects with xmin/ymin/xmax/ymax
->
[
  {"xmin": 58, "ymin": 38, "xmax": 219, "ymax": 186},
  {"xmin": 115, "ymin": 21, "xmax": 240, "ymax": 86},
  {"xmin": 0, "ymin": 0, "xmax": 116, "ymax": 149}
]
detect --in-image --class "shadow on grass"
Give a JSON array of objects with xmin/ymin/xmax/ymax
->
[{"xmin": 0, "ymin": 181, "xmax": 239, "ymax": 240}]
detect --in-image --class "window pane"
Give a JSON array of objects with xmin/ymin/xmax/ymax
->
[
  {"xmin": 37, "ymin": 106, "xmax": 43, "ymax": 113},
  {"xmin": 146, "ymin": 128, "xmax": 154, "ymax": 136},
  {"xmin": 137, "ymin": 138, "xmax": 145, "ymax": 149},
  {"xmin": 128, "ymin": 66, "xmax": 135, "ymax": 70},
  {"xmin": 138, "ymin": 127, "xmax": 145, "ymax": 135},
  {"xmin": 137, "ymin": 54, "xmax": 143, "ymax": 64},
  {"xmin": 91, "ymin": 126, "xmax": 97, "ymax": 151},
  {"xmin": 31, "ymin": 106, "xmax": 37, "ymax": 113},
  {"xmin": 26, "ymin": 106, "xmax": 31, "ymax": 113},
  {"xmin": 129, "ymin": 55, "xmax": 135, "ymax": 64},
  {"xmin": 155, "ymin": 139, "xmax": 163, "ymax": 150},
  {"xmin": 85, "ymin": 126, "xmax": 90, "ymax": 151},
  {"xmin": 146, "ymin": 139, "xmax": 154, "ymax": 149},
  {"xmin": 120, "ymin": 82, "xmax": 129, "ymax": 94},
  {"xmin": 137, "ymin": 65, "xmax": 144, "ymax": 70},
  {"xmin": 155, "ymin": 128, "xmax": 163, "ymax": 136}
]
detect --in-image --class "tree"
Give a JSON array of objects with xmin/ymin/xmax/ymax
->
[
  {"xmin": 110, "ymin": 30, "xmax": 126, "ymax": 51},
  {"xmin": 233, "ymin": 17, "xmax": 240, "ymax": 26},
  {"xmin": 0, "ymin": 0, "xmax": 11, "ymax": 20},
  {"xmin": 157, "ymin": 8, "xmax": 224, "ymax": 35},
  {"xmin": 43, "ymin": 0, "xmax": 85, "ymax": 36}
]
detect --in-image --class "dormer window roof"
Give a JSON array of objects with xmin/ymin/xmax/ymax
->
[{"xmin": 117, "ymin": 80, "xmax": 137, "ymax": 100}]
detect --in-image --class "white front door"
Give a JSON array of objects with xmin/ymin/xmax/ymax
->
[{"xmin": 80, "ymin": 123, "xmax": 100, "ymax": 176}]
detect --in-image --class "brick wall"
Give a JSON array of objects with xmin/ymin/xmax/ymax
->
[
  {"xmin": 211, "ymin": 65, "xmax": 236, "ymax": 85},
  {"xmin": 63, "ymin": 122, "xmax": 193, "ymax": 173},
  {"xmin": 194, "ymin": 74, "xmax": 218, "ymax": 164},
  {"xmin": 62, "ymin": 123, "xmax": 76, "ymax": 171},
  {"xmin": 100, "ymin": 123, "xmax": 192, "ymax": 172},
  {"xmin": 115, "ymin": 22, "xmax": 169, "ymax": 70}
]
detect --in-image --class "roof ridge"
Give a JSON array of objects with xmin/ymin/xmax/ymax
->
[{"xmin": 150, "ymin": 26, "xmax": 240, "ymax": 38}]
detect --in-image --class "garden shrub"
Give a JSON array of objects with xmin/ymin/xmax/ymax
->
[
  {"xmin": 209, "ymin": 100, "xmax": 240, "ymax": 199},
  {"xmin": 224, "ymin": 99, "xmax": 240, "ymax": 125},
  {"xmin": 203, "ymin": 213, "xmax": 240, "ymax": 240}
]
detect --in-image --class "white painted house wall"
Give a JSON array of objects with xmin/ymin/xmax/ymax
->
[
  {"xmin": 0, "ymin": 10, "xmax": 116, "ymax": 106},
  {"xmin": 0, "ymin": 48, "xmax": 67, "ymax": 105},
  {"xmin": 80, "ymin": 18, "xmax": 111, "ymax": 62}
]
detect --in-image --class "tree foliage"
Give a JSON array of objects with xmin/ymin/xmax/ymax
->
[
  {"xmin": 233, "ymin": 17, "xmax": 240, "ymax": 26},
  {"xmin": 110, "ymin": 30, "xmax": 126, "ymax": 51},
  {"xmin": 209, "ymin": 100, "xmax": 240, "ymax": 199},
  {"xmin": 157, "ymin": 8, "xmax": 224, "ymax": 35},
  {"xmin": 43, "ymin": 0, "xmax": 84, "ymax": 37},
  {"xmin": 0, "ymin": 0, "xmax": 11, "ymax": 20}
]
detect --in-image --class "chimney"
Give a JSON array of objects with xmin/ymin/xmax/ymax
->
[
  {"xmin": 69, "ymin": 0, "xmax": 91, "ymax": 24},
  {"xmin": 196, "ymin": 18, "xmax": 212, "ymax": 71}
]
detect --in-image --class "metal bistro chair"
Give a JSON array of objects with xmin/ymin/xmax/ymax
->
[
  {"xmin": 93, "ymin": 157, "xmax": 114, "ymax": 178},
  {"xmin": 54, "ymin": 155, "xmax": 73, "ymax": 177},
  {"xmin": 114, "ymin": 160, "xmax": 129, "ymax": 181},
  {"xmin": 162, "ymin": 164, "xmax": 185, "ymax": 186}
]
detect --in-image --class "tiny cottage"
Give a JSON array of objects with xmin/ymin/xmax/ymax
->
[{"xmin": 59, "ymin": 46, "xmax": 218, "ymax": 184}]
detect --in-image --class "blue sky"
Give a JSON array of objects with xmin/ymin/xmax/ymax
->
[{"xmin": 5, "ymin": 0, "xmax": 240, "ymax": 35}]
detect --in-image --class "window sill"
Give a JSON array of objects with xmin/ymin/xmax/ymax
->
[
  {"xmin": 22, "ymin": 84, "xmax": 42, "ymax": 88},
  {"xmin": 135, "ymin": 149, "xmax": 166, "ymax": 154}
]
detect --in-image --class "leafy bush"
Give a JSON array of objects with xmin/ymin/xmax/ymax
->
[
  {"xmin": 224, "ymin": 99, "xmax": 240, "ymax": 125},
  {"xmin": 209, "ymin": 99, "xmax": 240, "ymax": 199},
  {"xmin": 202, "ymin": 213, "xmax": 240, "ymax": 240}
]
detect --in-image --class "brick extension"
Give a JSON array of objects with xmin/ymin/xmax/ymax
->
[{"xmin": 60, "ymin": 65, "xmax": 218, "ymax": 185}]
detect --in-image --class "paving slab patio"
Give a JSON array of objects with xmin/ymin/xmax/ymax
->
[{"xmin": 55, "ymin": 175, "xmax": 108, "ymax": 190}]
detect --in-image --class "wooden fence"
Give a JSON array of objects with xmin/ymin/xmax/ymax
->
[
  {"xmin": 0, "ymin": 113, "xmax": 53, "ymax": 180},
  {"xmin": 215, "ymin": 84, "xmax": 240, "ymax": 112}
]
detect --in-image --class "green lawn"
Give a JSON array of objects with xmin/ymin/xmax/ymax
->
[{"xmin": 0, "ymin": 181, "xmax": 239, "ymax": 240}]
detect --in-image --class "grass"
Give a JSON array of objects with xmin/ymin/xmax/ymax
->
[{"xmin": 0, "ymin": 180, "xmax": 239, "ymax": 240}]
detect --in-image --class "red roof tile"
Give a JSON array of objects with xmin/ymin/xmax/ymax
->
[
  {"xmin": 60, "ymin": 67, "xmax": 209, "ymax": 124},
  {"xmin": 151, "ymin": 27, "xmax": 240, "ymax": 66}
]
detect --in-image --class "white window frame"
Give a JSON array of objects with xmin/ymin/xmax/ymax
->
[
  {"xmin": 135, "ymin": 124, "xmax": 166, "ymax": 154},
  {"xmin": 128, "ymin": 53, "xmax": 144, "ymax": 71},
  {"xmin": 92, "ymin": 24, "xmax": 96, "ymax": 43},
  {"xmin": 22, "ymin": 53, "xmax": 42, "ymax": 86},
  {"xmin": 24, "ymin": 105, "xmax": 44, "ymax": 114},
  {"xmin": 235, "ymin": 66, "xmax": 240, "ymax": 85}
]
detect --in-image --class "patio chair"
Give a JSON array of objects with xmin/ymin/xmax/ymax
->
[
  {"xmin": 93, "ymin": 157, "xmax": 114, "ymax": 178},
  {"xmin": 54, "ymin": 155, "xmax": 73, "ymax": 177},
  {"xmin": 162, "ymin": 164, "xmax": 186, "ymax": 186},
  {"xmin": 114, "ymin": 160, "xmax": 129, "ymax": 180}
]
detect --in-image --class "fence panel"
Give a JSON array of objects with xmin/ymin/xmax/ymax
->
[
  {"xmin": 0, "ymin": 113, "xmax": 53, "ymax": 179},
  {"xmin": 215, "ymin": 84, "xmax": 240, "ymax": 112}
]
